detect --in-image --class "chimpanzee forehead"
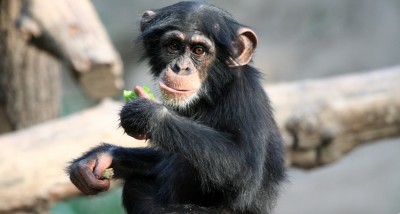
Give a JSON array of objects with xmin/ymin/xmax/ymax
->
[
  {"xmin": 162, "ymin": 31, "xmax": 185, "ymax": 41},
  {"xmin": 162, "ymin": 30, "xmax": 214, "ymax": 47},
  {"xmin": 140, "ymin": 1, "xmax": 240, "ymax": 54},
  {"xmin": 191, "ymin": 33, "xmax": 213, "ymax": 48}
]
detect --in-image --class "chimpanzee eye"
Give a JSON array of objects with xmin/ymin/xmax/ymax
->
[
  {"xmin": 168, "ymin": 41, "xmax": 181, "ymax": 53},
  {"xmin": 192, "ymin": 46, "xmax": 205, "ymax": 55}
]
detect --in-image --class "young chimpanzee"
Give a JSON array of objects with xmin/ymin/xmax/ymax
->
[{"xmin": 68, "ymin": 1, "xmax": 286, "ymax": 213}]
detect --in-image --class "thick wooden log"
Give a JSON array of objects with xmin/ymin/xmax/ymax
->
[
  {"xmin": 0, "ymin": 100, "xmax": 145, "ymax": 213},
  {"xmin": 267, "ymin": 66, "xmax": 400, "ymax": 168},
  {"xmin": 17, "ymin": 0, "xmax": 124, "ymax": 99},
  {"xmin": 267, "ymin": 66, "xmax": 400, "ymax": 124}
]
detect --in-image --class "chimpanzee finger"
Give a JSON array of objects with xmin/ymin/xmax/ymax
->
[
  {"xmin": 69, "ymin": 166, "xmax": 95, "ymax": 194},
  {"xmin": 77, "ymin": 162, "xmax": 110, "ymax": 193},
  {"xmin": 93, "ymin": 153, "xmax": 113, "ymax": 179},
  {"xmin": 75, "ymin": 169, "xmax": 108, "ymax": 195},
  {"xmin": 134, "ymin": 86, "xmax": 151, "ymax": 99}
]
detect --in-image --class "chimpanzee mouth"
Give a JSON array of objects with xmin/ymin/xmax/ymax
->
[{"xmin": 159, "ymin": 80, "xmax": 197, "ymax": 95}]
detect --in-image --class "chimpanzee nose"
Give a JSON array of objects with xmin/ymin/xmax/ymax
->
[{"xmin": 172, "ymin": 60, "xmax": 192, "ymax": 75}]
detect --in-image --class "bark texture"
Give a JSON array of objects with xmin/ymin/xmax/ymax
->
[
  {"xmin": 16, "ymin": 0, "xmax": 124, "ymax": 99},
  {"xmin": 0, "ymin": 0, "xmax": 123, "ymax": 133},
  {"xmin": 267, "ymin": 66, "xmax": 400, "ymax": 168},
  {"xmin": 0, "ymin": 0, "xmax": 60, "ymax": 132}
]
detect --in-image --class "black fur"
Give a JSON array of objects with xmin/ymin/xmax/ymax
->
[{"xmin": 69, "ymin": 2, "xmax": 285, "ymax": 213}]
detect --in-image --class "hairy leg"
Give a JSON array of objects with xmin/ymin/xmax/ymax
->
[
  {"xmin": 122, "ymin": 175, "xmax": 158, "ymax": 214},
  {"xmin": 122, "ymin": 155, "xmax": 227, "ymax": 214}
]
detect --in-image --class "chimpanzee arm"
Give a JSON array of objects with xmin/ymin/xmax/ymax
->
[
  {"xmin": 120, "ymin": 99, "xmax": 265, "ymax": 188},
  {"xmin": 70, "ymin": 143, "xmax": 164, "ymax": 178},
  {"xmin": 68, "ymin": 143, "xmax": 164, "ymax": 194},
  {"xmin": 110, "ymin": 146, "xmax": 164, "ymax": 179}
]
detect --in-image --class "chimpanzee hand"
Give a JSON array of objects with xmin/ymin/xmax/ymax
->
[
  {"xmin": 120, "ymin": 86, "xmax": 163, "ymax": 140},
  {"xmin": 68, "ymin": 151, "xmax": 112, "ymax": 195}
]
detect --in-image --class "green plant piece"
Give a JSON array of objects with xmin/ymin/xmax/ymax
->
[
  {"xmin": 123, "ymin": 86, "xmax": 155, "ymax": 102},
  {"xmin": 142, "ymin": 86, "xmax": 156, "ymax": 100},
  {"xmin": 102, "ymin": 168, "xmax": 114, "ymax": 180},
  {"xmin": 123, "ymin": 90, "xmax": 137, "ymax": 102}
]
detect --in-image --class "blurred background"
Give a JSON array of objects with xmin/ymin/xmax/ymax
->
[
  {"xmin": 1, "ymin": 0, "xmax": 399, "ymax": 213},
  {"xmin": 62, "ymin": 0, "xmax": 400, "ymax": 115}
]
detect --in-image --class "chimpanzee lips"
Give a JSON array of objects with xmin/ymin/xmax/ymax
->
[
  {"xmin": 159, "ymin": 80, "xmax": 197, "ymax": 95},
  {"xmin": 159, "ymin": 68, "xmax": 201, "ymax": 97}
]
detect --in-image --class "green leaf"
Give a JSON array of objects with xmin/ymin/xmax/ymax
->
[
  {"xmin": 123, "ymin": 86, "xmax": 155, "ymax": 102},
  {"xmin": 143, "ymin": 86, "xmax": 151, "ymax": 93},
  {"xmin": 123, "ymin": 90, "xmax": 137, "ymax": 102}
]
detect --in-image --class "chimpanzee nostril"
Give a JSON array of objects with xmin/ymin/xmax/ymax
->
[
  {"xmin": 172, "ymin": 62, "xmax": 192, "ymax": 75},
  {"xmin": 172, "ymin": 64, "xmax": 180, "ymax": 74}
]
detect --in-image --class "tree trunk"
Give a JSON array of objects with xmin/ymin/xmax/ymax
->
[
  {"xmin": 16, "ymin": 0, "xmax": 123, "ymax": 100},
  {"xmin": 0, "ymin": 0, "xmax": 60, "ymax": 132}
]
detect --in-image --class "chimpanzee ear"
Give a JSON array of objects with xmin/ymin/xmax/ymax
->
[
  {"xmin": 228, "ymin": 28, "xmax": 258, "ymax": 67},
  {"xmin": 140, "ymin": 10, "xmax": 156, "ymax": 32}
]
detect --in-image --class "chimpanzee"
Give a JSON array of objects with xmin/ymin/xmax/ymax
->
[{"xmin": 68, "ymin": 1, "xmax": 286, "ymax": 214}]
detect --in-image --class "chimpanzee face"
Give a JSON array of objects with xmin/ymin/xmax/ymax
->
[
  {"xmin": 139, "ymin": 5, "xmax": 258, "ymax": 109},
  {"xmin": 157, "ymin": 30, "xmax": 216, "ymax": 108}
]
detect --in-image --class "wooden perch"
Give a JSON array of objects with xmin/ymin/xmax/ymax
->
[
  {"xmin": 17, "ymin": 0, "xmax": 124, "ymax": 99},
  {"xmin": 0, "ymin": 67, "xmax": 399, "ymax": 212},
  {"xmin": 267, "ymin": 66, "xmax": 400, "ymax": 168},
  {"xmin": 0, "ymin": 100, "xmax": 146, "ymax": 213}
]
